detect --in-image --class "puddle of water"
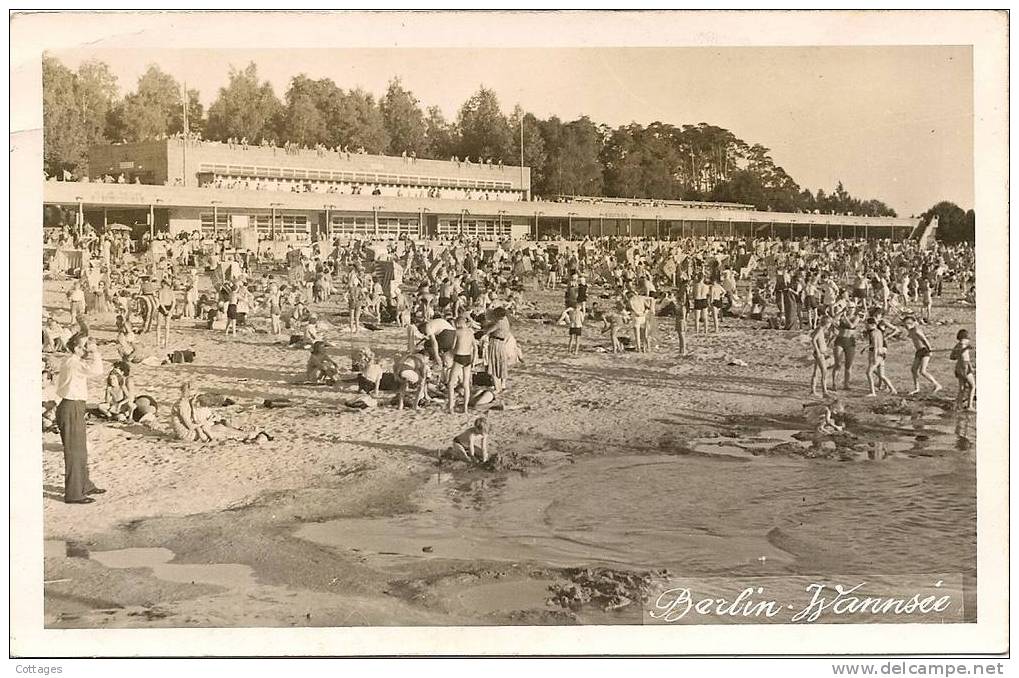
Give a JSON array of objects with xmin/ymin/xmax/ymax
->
[
  {"xmin": 45, "ymin": 539, "xmax": 91, "ymax": 559},
  {"xmin": 90, "ymin": 548, "xmax": 259, "ymax": 590},
  {"xmin": 449, "ymin": 579, "xmax": 554, "ymax": 615},
  {"xmin": 691, "ymin": 429, "xmax": 807, "ymax": 459},
  {"xmin": 45, "ymin": 541, "xmax": 258, "ymax": 591}
]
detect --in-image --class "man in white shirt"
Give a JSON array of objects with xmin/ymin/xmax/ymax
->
[{"xmin": 55, "ymin": 335, "xmax": 106, "ymax": 504}]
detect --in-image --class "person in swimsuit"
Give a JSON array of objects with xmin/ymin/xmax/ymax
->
[
  {"xmin": 852, "ymin": 270, "xmax": 869, "ymax": 303},
  {"xmin": 396, "ymin": 352, "xmax": 430, "ymax": 411},
  {"xmin": 864, "ymin": 316, "xmax": 897, "ymax": 396},
  {"xmin": 950, "ymin": 329, "xmax": 975, "ymax": 411},
  {"xmin": 171, "ymin": 381, "xmax": 212, "ymax": 443},
  {"xmin": 155, "ymin": 279, "xmax": 175, "ymax": 349},
  {"xmin": 673, "ymin": 281, "xmax": 690, "ymax": 357},
  {"xmin": 97, "ymin": 360, "xmax": 135, "ymax": 421},
  {"xmin": 224, "ymin": 286, "xmax": 239, "ymax": 337},
  {"xmin": 626, "ymin": 289, "xmax": 648, "ymax": 352},
  {"xmin": 804, "ymin": 275, "xmax": 820, "ymax": 329},
  {"xmin": 448, "ymin": 416, "xmax": 490, "ymax": 464},
  {"xmin": 267, "ymin": 283, "xmax": 283, "ymax": 336},
  {"xmin": 558, "ymin": 303, "xmax": 585, "ymax": 357},
  {"xmin": 809, "ymin": 315, "xmax": 833, "ymax": 397},
  {"xmin": 692, "ymin": 277, "xmax": 710, "ymax": 334},
  {"xmin": 418, "ymin": 316, "xmax": 457, "ymax": 367},
  {"xmin": 601, "ymin": 301, "xmax": 625, "ymax": 353},
  {"xmin": 919, "ymin": 278, "xmax": 934, "ymax": 324},
  {"xmin": 903, "ymin": 316, "xmax": 943, "ymax": 395},
  {"xmin": 831, "ymin": 306, "xmax": 861, "ymax": 392},
  {"xmin": 448, "ymin": 316, "xmax": 477, "ymax": 414},
  {"xmin": 305, "ymin": 341, "xmax": 338, "ymax": 385},
  {"xmin": 348, "ymin": 282, "xmax": 364, "ymax": 333},
  {"xmin": 708, "ymin": 276, "xmax": 725, "ymax": 333}
]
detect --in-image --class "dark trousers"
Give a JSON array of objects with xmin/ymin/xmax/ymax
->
[{"xmin": 56, "ymin": 399, "xmax": 96, "ymax": 502}]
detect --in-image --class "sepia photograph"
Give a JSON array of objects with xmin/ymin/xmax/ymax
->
[{"xmin": 9, "ymin": 10, "xmax": 1009, "ymax": 659}]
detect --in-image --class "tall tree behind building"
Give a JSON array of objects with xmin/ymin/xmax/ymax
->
[
  {"xmin": 921, "ymin": 201, "xmax": 975, "ymax": 243},
  {"xmin": 423, "ymin": 105, "xmax": 457, "ymax": 159},
  {"xmin": 206, "ymin": 62, "xmax": 282, "ymax": 143},
  {"xmin": 457, "ymin": 86, "xmax": 512, "ymax": 162},
  {"xmin": 42, "ymin": 56, "xmax": 118, "ymax": 176},
  {"xmin": 381, "ymin": 78, "xmax": 427, "ymax": 156},
  {"xmin": 537, "ymin": 116, "xmax": 604, "ymax": 196},
  {"xmin": 334, "ymin": 88, "xmax": 389, "ymax": 153},
  {"xmin": 106, "ymin": 65, "xmax": 191, "ymax": 142},
  {"xmin": 508, "ymin": 106, "xmax": 547, "ymax": 185}
]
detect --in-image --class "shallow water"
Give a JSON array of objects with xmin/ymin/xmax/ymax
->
[
  {"xmin": 45, "ymin": 543, "xmax": 259, "ymax": 590},
  {"xmin": 298, "ymin": 450, "xmax": 976, "ymax": 581}
]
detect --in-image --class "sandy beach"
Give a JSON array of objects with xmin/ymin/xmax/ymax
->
[{"xmin": 41, "ymin": 272, "xmax": 977, "ymax": 627}]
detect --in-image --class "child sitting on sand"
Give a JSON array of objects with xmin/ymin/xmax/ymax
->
[
  {"xmin": 448, "ymin": 416, "xmax": 490, "ymax": 464},
  {"xmin": 355, "ymin": 347, "xmax": 385, "ymax": 398},
  {"xmin": 44, "ymin": 316, "xmax": 71, "ymax": 352},
  {"xmin": 305, "ymin": 341, "xmax": 338, "ymax": 385},
  {"xmin": 817, "ymin": 400, "xmax": 846, "ymax": 435},
  {"xmin": 96, "ymin": 360, "xmax": 136, "ymax": 422}
]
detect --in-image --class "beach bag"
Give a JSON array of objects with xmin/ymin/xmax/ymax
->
[
  {"xmin": 168, "ymin": 349, "xmax": 196, "ymax": 364},
  {"xmin": 473, "ymin": 371, "xmax": 495, "ymax": 388},
  {"xmin": 379, "ymin": 372, "xmax": 399, "ymax": 391}
]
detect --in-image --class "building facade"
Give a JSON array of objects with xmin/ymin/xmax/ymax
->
[{"xmin": 45, "ymin": 140, "xmax": 920, "ymax": 242}]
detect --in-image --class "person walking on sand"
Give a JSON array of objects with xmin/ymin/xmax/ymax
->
[
  {"xmin": 673, "ymin": 280, "xmax": 690, "ymax": 357},
  {"xmin": 55, "ymin": 335, "xmax": 106, "ymax": 504},
  {"xmin": 863, "ymin": 316, "xmax": 897, "ymax": 397},
  {"xmin": 903, "ymin": 316, "xmax": 942, "ymax": 395},
  {"xmin": 809, "ymin": 315, "xmax": 833, "ymax": 397},
  {"xmin": 950, "ymin": 329, "xmax": 975, "ymax": 411}
]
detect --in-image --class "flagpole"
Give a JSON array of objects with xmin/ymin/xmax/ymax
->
[
  {"xmin": 182, "ymin": 80, "xmax": 189, "ymax": 185},
  {"xmin": 519, "ymin": 116, "xmax": 525, "ymax": 201}
]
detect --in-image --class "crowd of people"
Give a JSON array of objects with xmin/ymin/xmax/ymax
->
[{"xmin": 43, "ymin": 220, "xmax": 977, "ymax": 503}]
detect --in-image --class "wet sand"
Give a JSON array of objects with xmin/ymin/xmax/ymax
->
[{"xmin": 41, "ymin": 274, "xmax": 977, "ymax": 627}]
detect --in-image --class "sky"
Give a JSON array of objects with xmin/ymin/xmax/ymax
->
[{"xmin": 51, "ymin": 46, "xmax": 973, "ymax": 217}]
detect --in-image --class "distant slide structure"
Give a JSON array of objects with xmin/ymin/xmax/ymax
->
[{"xmin": 916, "ymin": 215, "xmax": 939, "ymax": 249}]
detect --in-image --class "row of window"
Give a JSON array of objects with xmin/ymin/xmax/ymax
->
[
  {"xmin": 436, "ymin": 219, "xmax": 512, "ymax": 239},
  {"xmin": 196, "ymin": 213, "xmax": 515, "ymax": 240},
  {"xmin": 199, "ymin": 164, "xmax": 515, "ymax": 191},
  {"xmin": 328, "ymin": 216, "xmax": 421, "ymax": 236},
  {"xmin": 200, "ymin": 213, "xmax": 310, "ymax": 240}
]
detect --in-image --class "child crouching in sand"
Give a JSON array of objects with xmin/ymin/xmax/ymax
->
[{"xmin": 444, "ymin": 417, "xmax": 490, "ymax": 464}]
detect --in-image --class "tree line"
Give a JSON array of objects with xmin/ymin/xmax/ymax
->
[{"xmin": 44, "ymin": 56, "xmax": 905, "ymax": 218}]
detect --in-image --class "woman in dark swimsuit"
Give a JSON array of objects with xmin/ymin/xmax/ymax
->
[{"xmin": 831, "ymin": 308, "xmax": 860, "ymax": 391}]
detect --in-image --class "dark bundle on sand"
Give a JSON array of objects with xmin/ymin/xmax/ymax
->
[{"xmin": 546, "ymin": 567, "xmax": 668, "ymax": 612}]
